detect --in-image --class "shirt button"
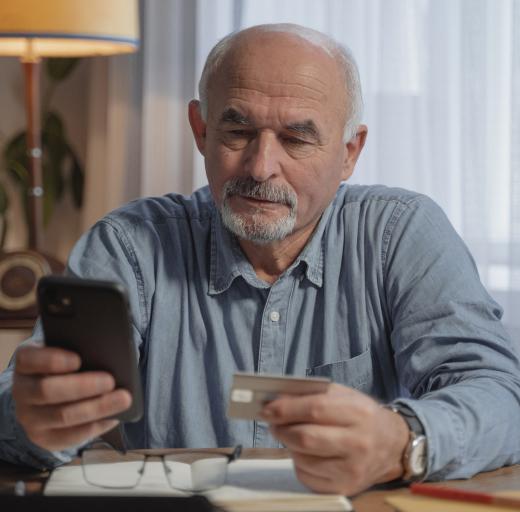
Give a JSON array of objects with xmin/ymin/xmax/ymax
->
[{"xmin": 270, "ymin": 311, "xmax": 280, "ymax": 322}]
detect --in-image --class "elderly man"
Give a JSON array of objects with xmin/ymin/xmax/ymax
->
[{"xmin": 1, "ymin": 24, "xmax": 519, "ymax": 496}]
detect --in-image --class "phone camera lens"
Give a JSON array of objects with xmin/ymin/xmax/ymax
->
[{"xmin": 46, "ymin": 295, "xmax": 73, "ymax": 316}]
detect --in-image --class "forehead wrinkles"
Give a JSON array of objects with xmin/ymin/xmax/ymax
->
[
  {"xmin": 225, "ymin": 86, "xmax": 325, "ymax": 112},
  {"xmin": 227, "ymin": 65, "xmax": 331, "ymax": 99},
  {"xmin": 216, "ymin": 77, "xmax": 330, "ymax": 121},
  {"xmin": 232, "ymin": 70, "xmax": 328, "ymax": 96},
  {"xmin": 210, "ymin": 42, "xmax": 347, "ymax": 129},
  {"xmin": 221, "ymin": 94, "xmax": 325, "ymax": 133}
]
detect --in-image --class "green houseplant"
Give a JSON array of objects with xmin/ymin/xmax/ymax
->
[{"xmin": 0, "ymin": 58, "xmax": 85, "ymax": 249}]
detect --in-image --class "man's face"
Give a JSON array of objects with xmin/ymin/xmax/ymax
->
[{"xmin": 190, "ymin": 32, "xmax": 364, "ymax": 245}]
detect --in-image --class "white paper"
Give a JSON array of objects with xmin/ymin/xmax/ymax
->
[{"xmin": 44, "ymin": 458, "xmax": 352, "ymax": 511}]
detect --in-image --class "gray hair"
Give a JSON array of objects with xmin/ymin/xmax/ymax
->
[{"xmin": 198, "ymin": 23, "xmax": 364, "ymax": 142}]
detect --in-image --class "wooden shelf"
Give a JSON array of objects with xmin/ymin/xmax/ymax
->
[{"xmin": 0, "ymin": 318, "xmax": 35, "ymax": 330}]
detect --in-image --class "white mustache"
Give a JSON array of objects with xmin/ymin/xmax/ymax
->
[{"xmin": 223, "ymin": 178, "xmax": 297, "ymax": 208}]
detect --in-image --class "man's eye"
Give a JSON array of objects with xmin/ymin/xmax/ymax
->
[
  {"xmin": 221, "ymin": 129, "xmax": 252, "ymax": 149},
  {"xmin": 283, "ymin": 137, "xmax": 308, "ymax": 146},
  {"xmin": 229, "ymin": 130, "xmax": 249, "ymax": 137}
]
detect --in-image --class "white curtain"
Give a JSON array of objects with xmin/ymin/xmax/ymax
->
[{"xmin": 84, "ymin": 0, "xmax": 520, "ymax": 340}]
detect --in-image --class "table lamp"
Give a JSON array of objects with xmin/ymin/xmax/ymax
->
[{"xmin": 0, "ymin": 0, "xmax": 139, "ymax": 327}]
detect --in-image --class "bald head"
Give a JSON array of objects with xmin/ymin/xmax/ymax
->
[{"xmin": 198, "ymin": 24, "xmax": 363, "ymax": 142}]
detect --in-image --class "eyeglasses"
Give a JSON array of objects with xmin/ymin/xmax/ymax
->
[{"xmin": 79, "ymin": 440, "xmax": 242, "ymax": 492}]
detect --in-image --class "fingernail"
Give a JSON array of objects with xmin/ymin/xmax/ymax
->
[
  {"xmin": 64, "ymin": 353, "xmax": 80, "ymax": 368},
  {"xmin": 261, "ymin": 407, "xmax": 274, "ymax": 419},
  {"xmin": 113, "ymin": 389, "xmax": 132, "ymax": 408},
  {"xmin": 96, "ymin": 375, "xmax": 114, "ymax": 392}
]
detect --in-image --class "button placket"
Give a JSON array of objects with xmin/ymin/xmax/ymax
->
[{"xmin": 253, "ymin": 278, "xmax": 291, "ymax": 448}]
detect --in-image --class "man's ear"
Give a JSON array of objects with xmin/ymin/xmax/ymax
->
[
  {"xmin": 188, "ymin": 100, "xmax": 207, "ymax": 155},
  {"xmin": 341, "ymin": 124, "xmax": 368, "ymax": 181}
]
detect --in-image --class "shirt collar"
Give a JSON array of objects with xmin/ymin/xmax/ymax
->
[
  {"xmin": 294, "ymin": 201, "xmax": 333, "ymax": 287},
  {"xmin": 209, "ymin": 200, "xmax": 334, "ymax": 295},
  {"xmin": 209, "ymin": 210, "xmax": 242, "ymax": 294}
]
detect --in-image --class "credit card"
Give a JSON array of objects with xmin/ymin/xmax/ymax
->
[{"xmin": 227, "ymin": 372, "xmax": 331, "ymax": 420}]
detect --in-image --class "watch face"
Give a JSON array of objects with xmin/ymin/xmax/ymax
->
[
  {"xmin": 0, "ymin": 252, "xmax": 51, "ymax": 311},
  {"xmin": 409, "ymin": 435, "xmax": 427, "ymax": 476}
]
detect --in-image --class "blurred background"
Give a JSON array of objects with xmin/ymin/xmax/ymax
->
[{"xmin": 1, "ymin": 0, "xmax": 519, "ymax": 365}]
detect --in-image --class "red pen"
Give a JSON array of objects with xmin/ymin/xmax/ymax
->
[{"xmin": 410, "ymin": 483, "xmax": 520, "ymax": 510}]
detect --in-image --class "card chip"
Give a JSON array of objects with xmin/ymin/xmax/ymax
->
[{"xmin": 231, "ymin": 389, "xmax": 254, "ymax": 403}]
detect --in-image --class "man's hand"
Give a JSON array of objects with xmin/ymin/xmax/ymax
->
[
  {"xmin": 260, "ymin": 383, "xmax": 409, "ymax": 496},
  {"xmin": 12, "ymin": 346, "xmax": 132, "ymax": 451}
]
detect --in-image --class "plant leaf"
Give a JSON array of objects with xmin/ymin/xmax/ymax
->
[
  {"xmin": 69, "ymin": 151, "xmax": 84, "ymax": 209},
  {"xmin": 45, "ymin": 58, "xmax": 80, "ymax": 81},
  {"xmin": 43, "ymin": 111, "xmax": 65, "ymax": 142},
  {"xmin": 42, "ymin": 160, "xmax": 56, "ymax": 226},
  {"xmin": 43, "ymin": 112, "xmax": 67, "ymax": 203},
  {"xmin": 0, "ymin": 216, "xmax": 7, "ymax": 249},
  {"xmin": 1, "ymin": 100, "xmax": 85, "ymax": 236},
  {"xmin": 5, "ymin": 160, "xmax": 30, "ymax": 232},
  {"xmin": 3, "ymin": 131, "xmax": 28, "ymax": 171},
  {"xmin": 0, "ymin": 182, "xmax": 9, "ymax": 214},
  {"xmin": 7, "ymin": 160, "xmax": 29, "ymax": 187},
  {"xmin": 0, "ymin": 180, "xmax": 11, "ymax": 248}
]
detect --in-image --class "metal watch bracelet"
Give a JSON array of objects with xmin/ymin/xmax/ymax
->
[{"xmin": 384, "ymin": 403, "xmax": 428, "ymax": 482}]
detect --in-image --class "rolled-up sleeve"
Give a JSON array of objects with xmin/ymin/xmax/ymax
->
[
  {"xmin": 385, "ymin": 196, "xmax": 520, "ymax": 479},
  {"xmin": 0, "ymin": 325, "xmax": 79, "ymax": 469},
  {"xmin": 0, "ymin": 218, "xmax": 145, "ymax": 469}
]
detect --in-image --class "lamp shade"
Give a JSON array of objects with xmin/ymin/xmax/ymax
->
[{"xmin": 0, "ymin": 0, "xmax": 139, "ymax": 59}]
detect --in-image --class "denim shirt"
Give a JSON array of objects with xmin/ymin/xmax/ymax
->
[{"xmin": 1, "ymin": 184, "xmax": 519, "ymax": 479}]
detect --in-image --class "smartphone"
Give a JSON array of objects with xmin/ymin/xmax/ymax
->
[{"xmin": 37, "ymin": 275, "xmax": 143, "ymax": 423}]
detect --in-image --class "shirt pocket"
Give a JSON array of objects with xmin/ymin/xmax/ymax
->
[{"xmin": 306, "ymin": 349, "xmax": 374, "ymax": 394}]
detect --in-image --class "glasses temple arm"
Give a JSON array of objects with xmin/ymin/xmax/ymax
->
[{"xmin": 228, "ymin": 444, "xmax": 243, "ymax": 462}]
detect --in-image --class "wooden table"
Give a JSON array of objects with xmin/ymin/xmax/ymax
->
[{"xmin": 1, "ymin": 448, "xmax": 520, "ymax": 511}]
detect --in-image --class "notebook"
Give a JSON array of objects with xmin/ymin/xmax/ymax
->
[
  {"xmin": 44, "ymin": 458, "xmax": 352, "ymax": 512},
  {"xmin": 386, "ymin": 491, "xmax": 520, "ymax": 512}
]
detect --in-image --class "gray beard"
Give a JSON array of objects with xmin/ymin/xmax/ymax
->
[{"xmin": 219, "ymin": 177, "xmax": 298, "ymax": 245}]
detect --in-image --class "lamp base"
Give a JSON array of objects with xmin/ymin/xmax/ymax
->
[{"xmin": 0, "ymin": 249, "xmax": 64, "ymax": 328}]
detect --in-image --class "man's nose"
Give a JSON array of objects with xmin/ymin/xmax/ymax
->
[{"xmin": 244, "ymin": 132, "xmax": 282, "ymax": 182}]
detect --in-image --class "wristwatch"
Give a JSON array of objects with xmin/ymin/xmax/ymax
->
[{"xmin": 386, "ymin": 404, "xmax": 428, "ymax": 482}]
